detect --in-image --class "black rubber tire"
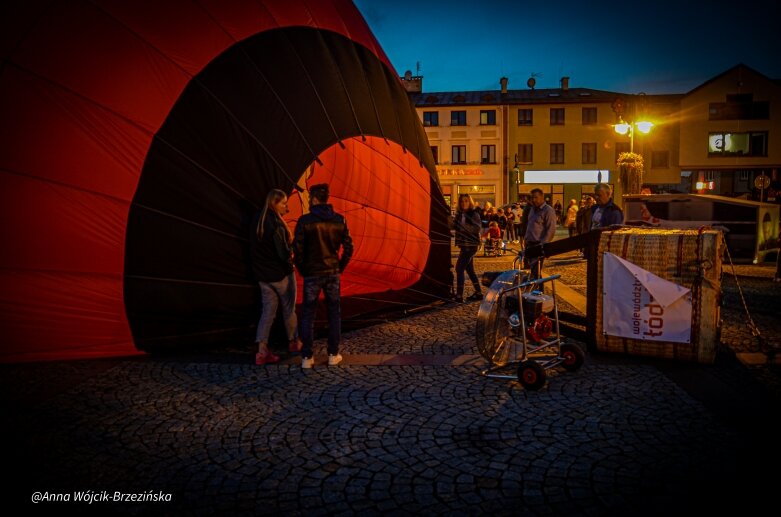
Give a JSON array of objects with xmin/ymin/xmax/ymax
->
[
  {"xmin": 517, "ymin": 360, "xmax": 546, "ymax": 390},
  {"xmin": 560, "ymin": 343, "xmax": 585, "ymax": 372}
]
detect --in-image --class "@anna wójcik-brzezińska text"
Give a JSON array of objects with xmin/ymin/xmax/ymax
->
[{"xmin": 31, "ymin": 490, "xmax": 172, "ymax": 504}]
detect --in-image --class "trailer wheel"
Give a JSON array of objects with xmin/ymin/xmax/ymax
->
[
  {"xmin": 517, "ymin": 360, "xmax": 546, "ymax": 391},
  {"xmin": 560, "ymin": 343, "xmax": 585, "ymax": 372}
]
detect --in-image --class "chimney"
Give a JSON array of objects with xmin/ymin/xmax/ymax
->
[
  {"xmin": 500, "ymin": 77, "xmax": 508, "ymax": 94},
  {"xmin": 560, "ymin": 76, "xmax": 569, "ymax": 90},
  {"xmin": 400, "ymin": 70, "xmax": 422, "ymax": 93}
]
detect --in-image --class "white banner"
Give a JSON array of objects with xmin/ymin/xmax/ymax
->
[{"xmin": 603, "ymin": 253, "xmax": 692, "ymax": 343}]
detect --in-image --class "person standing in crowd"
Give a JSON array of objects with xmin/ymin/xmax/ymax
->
[
  {"xmin": 553, "ymin": 200, "xmax": 563, "ymax": 226},
  {"xmin": 504, "ymin": 207, "xmax": 515, "ymax": 243},
  {"xmin": 495, "ymin": 208, "xmax": 507, "ymax": 241},
  {"xmin": 482, "ymin": 202, "xmax": 493, "ymax": 229},
  {"xmin": 775, "ymin": 222, "xmax": 781, "ymax": 282},
  {"xmin": 524, "ymin": 188, "xmax": 557, "ymax": 279},
  {"xmin": 575, "ymin": 196, "xmax": 595, "ymax": 259},
  {"xmin": 511, "ymin": 203, "xmax": 522, "ymax": 243},
  {"xmin": 519, "ymin": 199, "xmax": 532, "ymax": 250},
  {"xmin": 591, "ymin": 183, "xmax": 623, "ymax": 229},
  {"xmin": 565, "ymin": 199, "xmax": 579, "ymax": 238},
  {"xmin": 453, "ymin": 194, "xmax": 484, "ymax": 302},
  {"xmin": 251, "ymin": 189, "xmax": 302, "ymax": 365},
  {"xmin": 294, "ymin": 184, "xmax": 353, "ymax": 369}
]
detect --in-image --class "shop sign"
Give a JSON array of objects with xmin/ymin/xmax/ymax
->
[
  {"xmin": 457, "ymin": 185, "xmax": 495, "ymax": 194},
  {"xmin": 437, "ymin": 166, "xmax": 484, "ymax": 176}
]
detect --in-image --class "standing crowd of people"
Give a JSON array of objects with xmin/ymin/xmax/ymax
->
[
  {"xmin": 251, "ymin": 182, "xmax": 625, "ymax": 364},
  {"xmin": 451, "ymin": 183, "xmax": 624, "ymax": 298}
]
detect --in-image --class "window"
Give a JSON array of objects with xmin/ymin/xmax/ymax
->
[
  {"xmin": 518, "ymin": 109, "xmax": 533, "ymax": 126},
  {"xmin": 615, "ymin": 142, "xmax": 630, "ymax": 161},
  {"xmin": 481, "ymin": 145, "xmax": 496, "ymax": 164},
  {"xmin": 431, "ymin": 145, "xmax": 438, "ymax": 164},
  {"xmin": 704, "ymin": 171, "xmax": 715, "ymax": 181},
  {"xmin": 423, "ymin": 111, "xmax": 439, "ymax": 127},
  {"xmin": 518, "ymin": 143, "xmax": 533, "ymax": 164},
  {"xmin": 451, "ymin": 111, "xmax": 466, "ymax": 126},
  {"xmin": 709, "ymin": 93, "xmax": 769, "ymax": 120},
  {"xmin": 550, "ymin": 108, "xmax": 565, "ymax": 125},
  {"xmin": 739, "ymin": 170, "xmax": 750, "ymax": 181},
  {"xmin": 582, "ymin": 107, "xmax": 597, "ymax": 125},
  {"xmin": 550, "ymin": 143, "xmax": 565, "ymax": 164},
  {"xmin": 582, "ymin": 143, "xmax": 597, "ymax": 164},
  {"xmin": 480, "ymin": 110, "xmax": 496, "ymax": 125},
  {"xmin": 451, "ymin": 145, "xmax": 466, "ymax": 164},
  {"xmin": 651, "ymin": 151, "xmax": 669, "ymax": 168},
  {"xmin": 708, "ymin": 131, "xmax": 768, "ymax": 156}
]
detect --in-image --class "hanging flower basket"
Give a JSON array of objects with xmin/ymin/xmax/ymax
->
[
  {"xmin": 617, "ymin": 152, "xmax": 644, "ymax": 172},
  {"xmin": 617, "ymin": 152, "xmax": 645, "ymax": 195}
]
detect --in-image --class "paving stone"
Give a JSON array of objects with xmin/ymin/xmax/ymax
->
[{"xmin": 4, "ymin": 255, "xmax": 779, "ymax": 514}]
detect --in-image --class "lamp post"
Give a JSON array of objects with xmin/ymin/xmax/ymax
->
[
  {"xmin": 612, "ymin": 96, "xmax": 653, "ymax": 196},
  {"xmin": 511, "ymin": 154, "xmax": 521, "ymax": 203}
]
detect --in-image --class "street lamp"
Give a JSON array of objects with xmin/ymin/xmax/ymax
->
[
  {"xmin": 511, "ymin": 154, "xmax": 522, "ymax": 203},
  {"xmin": 613, "ymin": 118, "xmax": 653, "ymax": 152},
  {"xmin": 611, "ymin": 96, "xmax": 654, "ymax": 196}
]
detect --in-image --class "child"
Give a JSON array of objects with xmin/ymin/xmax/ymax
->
[
  {"xmin": 484, "ymin": 221, "xmax": 501, "ymax": 240},
  {"xmin": 483, "ymin": 221, "xmax": 503, "ymax": 255}
]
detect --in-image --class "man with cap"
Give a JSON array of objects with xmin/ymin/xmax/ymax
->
[{"xmin": 294, "ymin": 184, "xmax": 354, "ymax": 368}]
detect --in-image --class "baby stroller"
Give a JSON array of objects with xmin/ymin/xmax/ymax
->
[{"xmin": 483, "ymin": 237, "xmax": 505, "ymax": 257}]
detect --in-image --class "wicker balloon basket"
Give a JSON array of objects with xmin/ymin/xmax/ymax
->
[{"xmin": 595, "ymin": 228, "xmax": 723, "ymax": 364}]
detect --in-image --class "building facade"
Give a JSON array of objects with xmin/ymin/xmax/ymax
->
[
  {"xmin": 410, "ymin": 77, "xmax": 684, "ymax": 211},
  {"xmin": 408, "ymin": 65, "xmax": 779, "ymax": 212},
  {"xmin": 408, "ymin": 90, "xmax": 506, "ymax": 209},
  {"xmin": 678, "ymin": 64, "xmax": 781, "ymax": 201}
]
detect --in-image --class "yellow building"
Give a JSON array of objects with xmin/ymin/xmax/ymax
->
[
  {"xmin": 410, "ymin": 77, "xmax": 682, "ymax": 211},
  {"xmin": 508, "ymin": 79, "xmax": 632, "ymax": 208},
  {"xmin": 408, "ymin": 65, "xmax": 779, "ymax": 210},
  {"xmin": 678, "ymin": 64, "xmax": 781, "ymax": 200},
  {"xmin": 408, "ymin": 89, "xmax": 505, "ymax": 210}
]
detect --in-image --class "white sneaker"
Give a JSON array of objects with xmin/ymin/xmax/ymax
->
[
  {"xmin": 328, "ymin": 354, "xmax": 343, "ymax": 366},
  {"xmin": 301, "ymin": 356, "xmax": 314, "ymax": 369}
]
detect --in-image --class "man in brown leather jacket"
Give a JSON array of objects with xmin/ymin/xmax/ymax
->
[{"xmin": 294, "ymin": 184, "xmax": 353, "ymax": 368}]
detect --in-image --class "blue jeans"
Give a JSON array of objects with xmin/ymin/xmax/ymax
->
[
  {"xmin": 300, "ymin": 274, "xmax": 341, "ymax": 358},
  {"xmin": 455, "ymin": 246, "xmax": 481, "ymax": 297},
  {"xmin": 256, "ymin": 273, "xmax": 298, "ymax": 345}
]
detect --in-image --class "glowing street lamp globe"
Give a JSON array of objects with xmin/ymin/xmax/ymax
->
[
  {"xmin": 635, "ymin": 121, "xmax": 654, "ymax": 134},
  {"xmin": 614, "ymin": 122, "xmax": 630, "ymax": 135}
]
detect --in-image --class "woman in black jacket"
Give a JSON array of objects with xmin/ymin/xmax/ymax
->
[
  {"xmin": 453, "ymin": 194, "xmax": 484, "ymax": 302},
  {"xmin": 251, "ymin": 189, "xmax": 302, "ymax": 365}
]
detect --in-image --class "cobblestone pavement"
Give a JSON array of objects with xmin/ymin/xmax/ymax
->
[{"xmin": 3, "ymin": 243, "xmax": 780, "ymax": 515}]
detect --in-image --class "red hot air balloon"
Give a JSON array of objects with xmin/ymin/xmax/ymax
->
[{"xmin": 0, "ymin": 0, "xmax": 449, "ymax": 362}]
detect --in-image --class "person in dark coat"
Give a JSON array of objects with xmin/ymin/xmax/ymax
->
[
  {"xmin": 775, "ymin": 222, "xmax": 781, "ymax": 282},
  {"xmin": 251, "ymin": 189, "xmax": 301, "ymax": 365},
  {"xmin": 294, "ymin": 184, "xmax": 354, "ymax": 368},
  {"xmin": 575, "ymin": 196, "xmax": 595, "ymax": 258},
  {"xmin": 453, "ymin": 194, "xmax": 484, "ymax": 302},
  {"xmin": 591, "ymin": 184, "xmax": 623, "ymax": 229}
]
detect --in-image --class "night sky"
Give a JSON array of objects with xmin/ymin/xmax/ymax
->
[{"xmin": 354, "ymin": 0, "xmax": 781, "ymax": 94}]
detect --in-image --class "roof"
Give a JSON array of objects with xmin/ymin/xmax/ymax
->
[
  {"xmin": 409, "ymin": 87, "xmax": 626, "ymax": 107},
  {"xmin": 685, "ymin": 63, "xmax": 778, "ymax": 96}
]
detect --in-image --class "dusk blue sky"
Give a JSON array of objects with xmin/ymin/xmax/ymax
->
[{"xmin": 354, "ymin": 0, "xmax": 781, "ymax": 94}]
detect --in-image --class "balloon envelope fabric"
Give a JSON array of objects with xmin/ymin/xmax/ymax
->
[{"xmin": 0, "ymin": 0, "xmax": 450, "ymax": 361}]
